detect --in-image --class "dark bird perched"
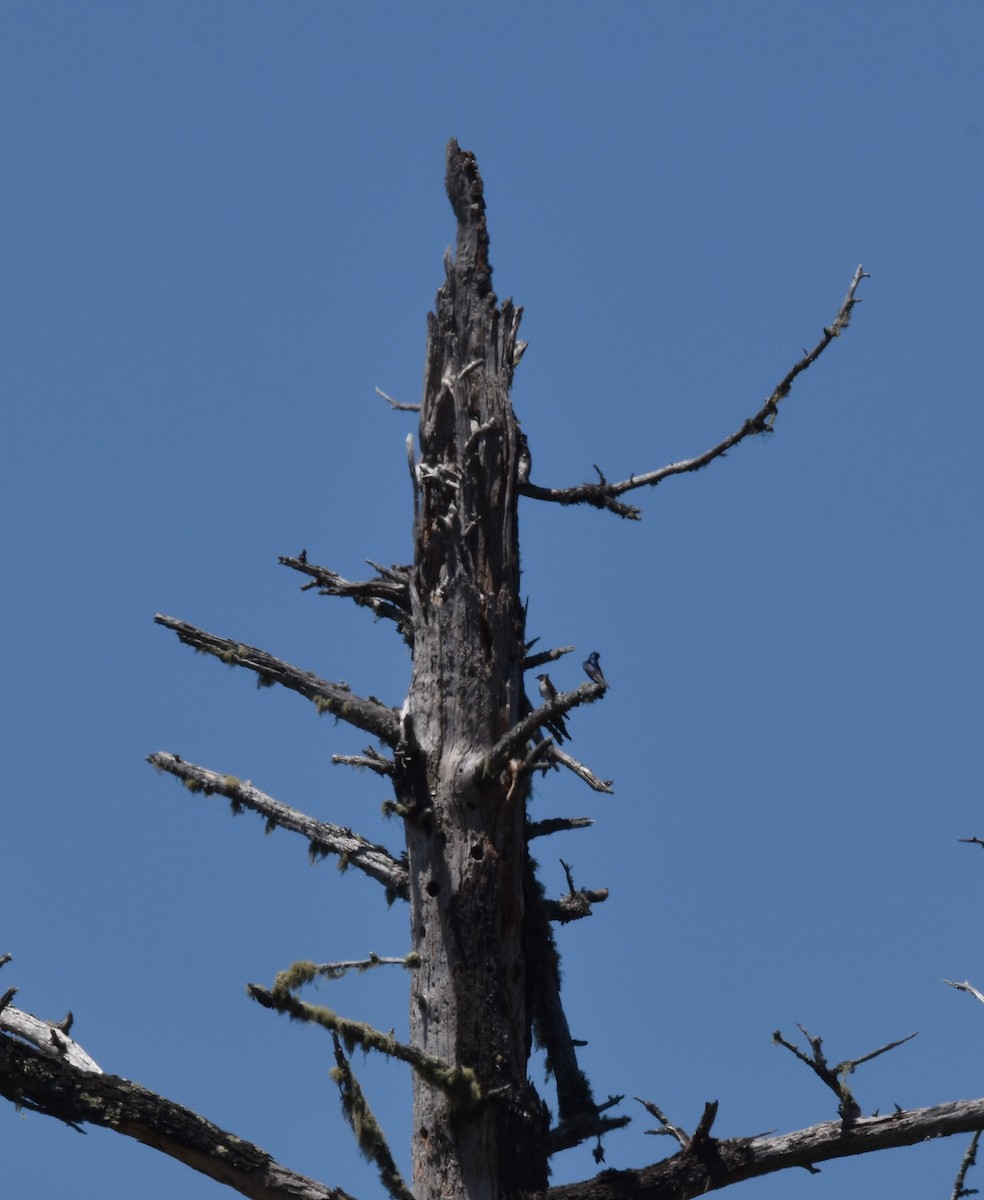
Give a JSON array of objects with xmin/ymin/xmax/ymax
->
[
  {"xmin": 535, "ymin": 672, "xmax": 569, "ymax": 743},
  {"xmin": 582, "ymin": 651, "xmax": 609, "ymax": 689}
]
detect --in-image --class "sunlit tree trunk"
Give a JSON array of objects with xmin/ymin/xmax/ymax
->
[{"xmin": 397, "ymin": 141, "xmax": 547, "ymax": 1200}]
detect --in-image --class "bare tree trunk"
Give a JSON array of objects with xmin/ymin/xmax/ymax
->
[
  {"xmin": 397, "ymin": 142, "xmax": 546, "ymax": 1200},
  {"xmin": 5, "ymin": 138, "xmax": 909, "ymax": 1200}
]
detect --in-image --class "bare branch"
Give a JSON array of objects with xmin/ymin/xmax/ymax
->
[
  {"xmin": 772, "ymin": 1025, "xmax": 916, "ymax": 1121},
  {"xmin": 846, "ymin": 1030, "xmax": 919, "ymax": 1070},
  {"xmin": 545, "ymin": 1098, "xmax": 984, "ymax": 1200},
  {"xmin": 332, "ymin": 747, "xmax": 395, "ymax": 776},
  {"xmin": 946, "ymin": 979, "xmax": 984, "ymax": 1006},
  {"xmin": 637, "ymin": 1097, "xmax": 721, "ymax": 1157},
  {"xmin": 154, "ymin": 614, "xmax": 400, "ymax": 746},
  {"xmin": 637, "ymin": 1097, "xmax": 690, "ymax": 1148},
  {"xmin": 523, "ymin": 645, "xmax": 576, "ymax": 672},
  {"xmin": 279, "ymin": 555, "xmax": 412, "ymax": 640},
  {"xmin": 546, "ymin": 743, "xmax": 615, "ymax": 793},
  {"xmin": 148, "ymin": 752, "xmax": 408, "ymax": 900},
  {"xmin": 528, "ymin": 817, "xmax": 594, "ymax": 840},
  {"xmin": 1, "ymin": 1005, "xmax": 102, "ymax": 1073},
  {"xmin": 0, "ymin": 1032, "xmax": 352, "ymax": 1200},
  {"xmin": 522, "ymin": 266, "xmax": 868, "ymax": 521},
  {"xmin": 689, "ymin": 1101, "xmax": 720, "ymax": 1152},
  {"xmin": 547, "ymin": 1111, "xmax": 632, "ymax": 1156},
  {"xmin": 365, "ymin": 560, "xmax": 411, "ymax": 585},
  {"xmin": 952, "ymin": 1130, "xmax": 982, "ymax": 1200},
  {"xmin": 505, "ymin": 737, "xmax": 558, "ymax": 802},
  {"xmin": 479, "ymin": 683, "xmax": 606, "ymax": 784},
  {"xmin": 520, "ymin": 476, "xmax": 643, "ymax": 520},
  {"xmin": 375, "ymin": 385, "xmax": 420, "ymax": 412}
]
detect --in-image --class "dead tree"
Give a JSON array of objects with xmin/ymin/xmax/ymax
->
[{"xmin": 4, "ymin": 140, "xmax": 983, "ymax": 1200}]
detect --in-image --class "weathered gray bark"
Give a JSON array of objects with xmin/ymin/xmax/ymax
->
[
  {"xmin": 397, "ymin": 141, "xmax": 547, "ymax": 1200},
  {"xmin": 14, "ymin": 137, "xmax": 963, "ymax": 1200}
]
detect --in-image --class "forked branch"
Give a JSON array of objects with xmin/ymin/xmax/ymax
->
[
  {"xmin": 279, "ymin": 554, "xmax": 412, "ymax": 642},
  {"xmin": 637, "ymin": 1097, "xmax": 719, "ymax": 1153},
  {"xmin": 772, "ymin": 1025, "xmax": 917, "ymax": 1121}
]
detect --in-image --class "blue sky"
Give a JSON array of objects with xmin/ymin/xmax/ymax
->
[{"xmin": 2, "ymin": 3, "xmax": 982, "ymax": 1198}]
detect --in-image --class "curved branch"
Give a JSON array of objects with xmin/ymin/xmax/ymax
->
[
  {"xmin": 154, "ymin": 614, "xmax": 400, "ymax": 746},
  {"xmin": 0, "ymin": 1032, "xmax": 352, "ymax": 1200},
  {"xmin": 523, "ymin": 266, "xmax": 868, "ymax": 521}
]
